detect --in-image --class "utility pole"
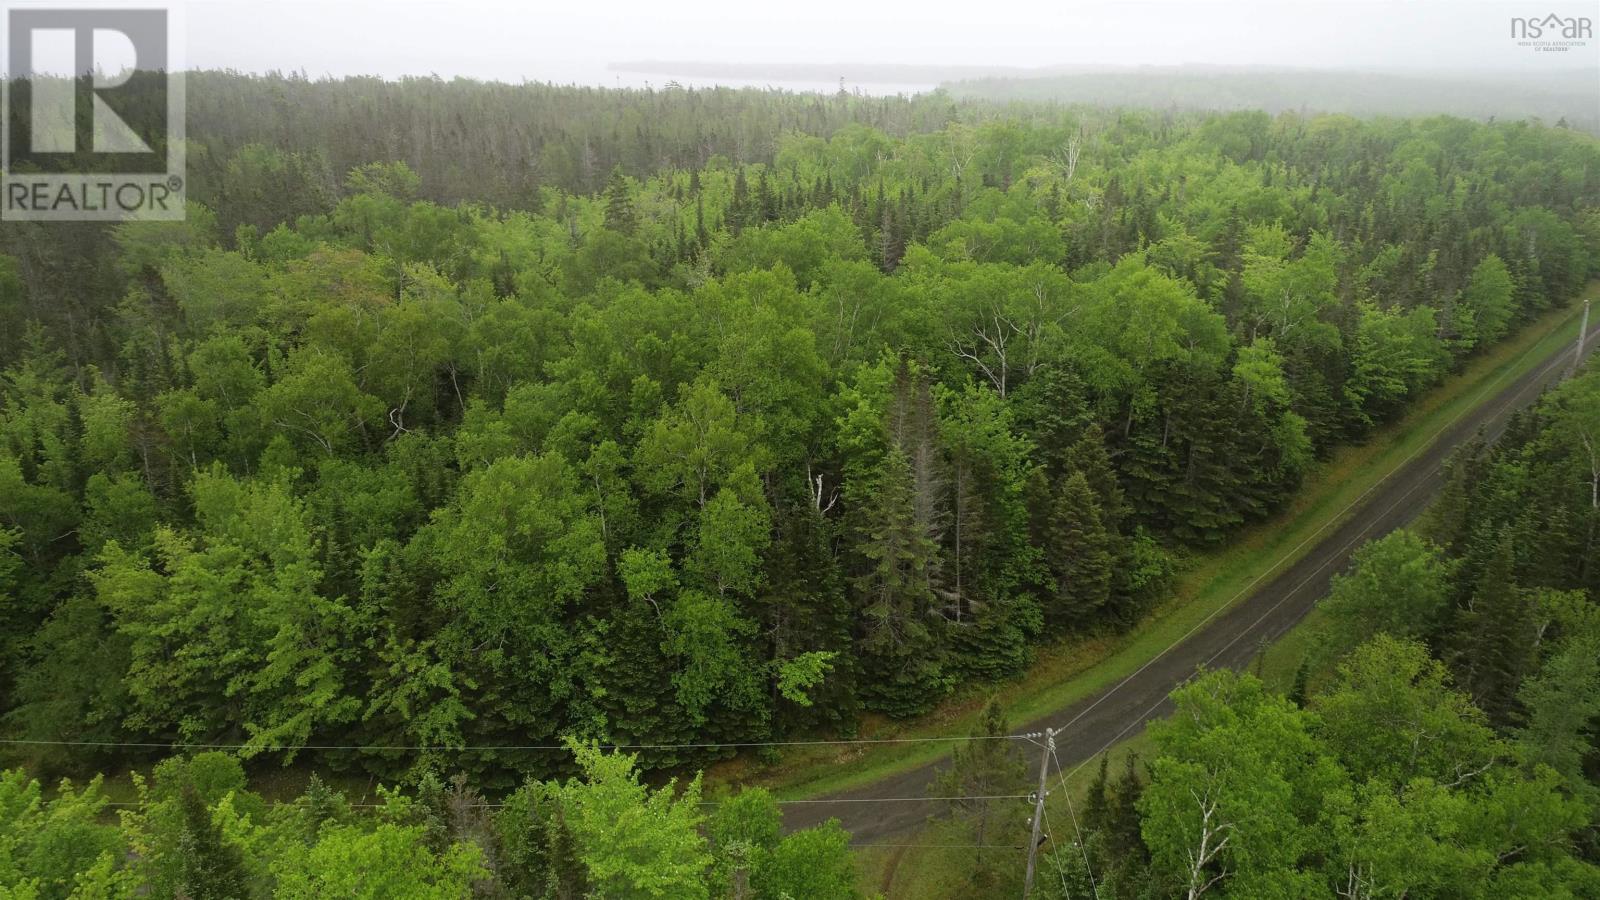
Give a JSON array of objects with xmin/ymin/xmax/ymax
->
[
  {"xmin": 1572, "ymin": 296, "xmax": 1592, "ymax": 378},
  {"xmin": 1022, "ymin": 727, "xmax": 1054, "ymax": 899}
]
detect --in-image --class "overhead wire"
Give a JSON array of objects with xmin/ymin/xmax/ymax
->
[
  {"xmin": 1049, "ymin": 746, "xmax": 1101, "ymax": 900},
  {"xmin": 0, "ymin": 733, "xmax": 1030, "ymax": 753}
]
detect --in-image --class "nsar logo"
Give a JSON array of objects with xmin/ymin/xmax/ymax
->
[{"xmin": 1510, "ymin": 13, "xmax": 1593, "ymax": 40}]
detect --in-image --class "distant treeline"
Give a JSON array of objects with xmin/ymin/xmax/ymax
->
[{"xmin": 943, "ymin": 66, "xmax": 1600, "ymax": 135}]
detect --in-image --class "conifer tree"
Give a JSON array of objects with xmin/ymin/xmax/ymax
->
[
  {"xmin": 174, "ymin": 784, "xmax": 250, "ymax": 900},
  {"xmin": 1453, "ymin": 531, "xmax": 1535, "ymax": 724},
  {"xmin": 1288, "ymin": 660, "xmax": 1311, "ymax": 708},
  {"xmin": 1041, "ymin": 471, "xmax": 1114, "ymax": 631},
  {"xmin": 755, "ymin": 169, "xmax": 776, "ymax": 224},
  {"xmin": 1065, "ymin": 422, "xmax": 1129, "ymax": 532},
  {"xmin": 1083, "ymin": 754, "xmax": 1113, "ymax": 838},
  {"xmin": 931, "ymin": 697, "xmax": 1026, "ymax": 891},
  {"xmin": 602, "ymin": 168, "xmax": 637, "ymax": 236},
  {"xmin": 1418, "ymin": 439, "xmax": 1484, "ymax": 551},
  {"xmin": 543, "ymin": 806, "xmax": 589, "ymax": 900},
  {"xmin": 693, "ymin": 192, "xmax": 708, "ymax": 256},
  {"xmin": 855, "ymin": 447, "xmax": 945, "ymax": 716},
  {"xmin": 729, "ymin": 167, "xmax": 749, "ymax": 234}
]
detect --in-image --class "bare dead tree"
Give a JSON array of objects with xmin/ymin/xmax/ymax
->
[
  {"xmin": 947, "ymin": 128, "xmax": 976, "ymax": 181},
  {"xmin": 1048, "ymin": 129, "xmax": 1084, "ymax": 184},
  {"xmin": 948, "ymin": 279, "xmax": 1076, "ymax": 397},
  {"xmin": 1181, "ymin": 780, "xmax": 1234, "ymax": 900},
  {"xmin": 807, "ymin": 462, "xmax": 838, "ymax": 514},
  {"xmin": 948, "ymin": 309, "xmax": 1018, "ymax": 397}
]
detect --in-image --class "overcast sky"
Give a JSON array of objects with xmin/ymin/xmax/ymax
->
[{"xmin": 177, "ymin": 0, "xmax": 1598, "ymax": 84}]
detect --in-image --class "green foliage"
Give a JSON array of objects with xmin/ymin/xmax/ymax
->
[
  {"xmin": 172, "ymin": 783, "xmax": 251, "ymax": 899},
  {"xmin": 555, "ymin": 741, "xmax": 712, "ymax": 899},
  {"xmin": 1312, "ymin": 636, "xmax": 1500, "ymax": 788},
  {"xmin": 0, "ymin": 771, "xmax": 123, "ymax": 899},
  {"xmin": 5, "ymin": 743, "xmax": 868, "ymax": 898},
  {"xmin": 704, "ymin": 787, "xmax": 861, "ymax": 900},
  {"xmin": 1139, "ymin": 670, "xmax": 1335, "ymax": 896},
  {"xmin": 92, "ymin": 470, "xmax": 360, "ymax": 755},
  {"xmin": 774, "ymin": 651, "xmax": 836, "ymax": 707},
  {"xmin": 1036, "ymin": 471, "xmax": 1114, "ymax": 631},
  {"xmin": 756, "ymin": 820, "xmax": 859, "ymax": 900},
  {"xmin": 1321, "ymin": 529, "xmax": 1455, "ymax": 654},
  {"xmin": 271, "ymin": 821, "xmax": 485, "ymax": 899},
  {"xmin": 1344, "ymin": 302, "xmax": 1450, "ymax": 427},
  {"xmin": 1458, "ymin": 254, "xmax": 1517, "ymax": 350},
  {"xmin": 1, "ymin": 82, "xmax": 1597, "ymax": 872},
  {"xmin": 1115, "ymin": 372, "xmax": 1600, "ymax": 897},
  {"xmin": 495, "ymin": 780, "xmax": 589, "ymax": 899},
  {"xmin": 1516, "ymin": 631, "xmax": 1600, "ymax": 800},
  {"xmin": 931, "ymin": 698, "xmax": 1027, "ymax": 892},
  {"xmin": 853, "ymin": 445, "xmax": 948, "ymax": 715},
  {"xmin": 1134, "ymin": 658, "xmax": 1600, "ymax": 899}
]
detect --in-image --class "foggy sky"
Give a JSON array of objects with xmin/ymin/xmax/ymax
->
[{"xmin": 179, "ymin": 0, "xmax": 1598, "ymax": 85}]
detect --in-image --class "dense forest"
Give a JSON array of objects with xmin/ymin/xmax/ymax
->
[
  {"xmin": 1, "ymin": 74, "xmax": 1598, "ymax": 896},
  {"xmin": 592, "ymin": 63, "xmax": 1600, "ymax": 136}
]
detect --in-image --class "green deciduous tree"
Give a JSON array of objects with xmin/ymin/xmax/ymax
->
[
  {"xmin": 1321, "ymin": 529, "xmax": 1454, "ymax": 655},
  {"xmin": 95, "ymin": 470, "xmax": 360, "ymax": 755},
  {"xmin": 271, "ymin": 821, "xmax": 486, "ymax": 899},
  {"xmin": 1312, "ymin": 635, "xmax": 1500, "ymax": 789},
  {"xmin": 1139, "ymin": 670, "xmax": 1334, "ymax": 899},
  {"xmin": 555, "ymin": 741, "xmax": 712, "ymax": 899}
]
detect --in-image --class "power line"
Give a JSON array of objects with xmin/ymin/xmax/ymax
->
[
  {"xmin": 1050, "ymin": 746, "xmax": 1100, "ymax": 900},
  {"xmin": 0, "ymin": 733, "xmax": 1030, "ymax": 753},
  {"xmin": 767, "ymin": 794, "xmax": 1034, "ymax": 804},
  {"xmin": 852, "ymin": 842, "xmax": 1028, "ymax": 850},
  {"xmin": 92, "ymin": 793, "xmax": 1031, "ymax": 810},
  {"xmin": 1039, "ymin": 800, "xmax": 1073, "ymax": 898}
]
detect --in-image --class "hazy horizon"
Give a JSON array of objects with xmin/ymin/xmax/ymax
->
[{"xmin": 181, "ymin": 0, "xmax": 1597, "ymax": 86}]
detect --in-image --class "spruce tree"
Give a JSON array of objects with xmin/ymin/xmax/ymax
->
[
  {"xmin": 729, "ymin": 167, "xmax": 749, "ymax": 233},
  {"xmin": 760, "ymin": 500, "xmax": 857, "ymax": 734},
  {"xmin": 855, "ymin": 447, "xmax": 945, "ymax": 716},
  {"xmin": 1064, "ymin": 422, "xmax": 1128, "ymax": 532},
  {"xmin": 1454, "ymin": 532, "xmax": 1535, "ymax": 724},
  {"xmin": 1418, "ymin": 440, "xmax": 1483, "ymax": 551},
  {"xmin": 1106, "ymin": 752, "xmax": 1148, "ymax": 867},
  {"xmin": 931, "ymin": 697, "xmax": 1026, "ymax": 891},
  {"xmin": 693, "ymin": 193, "xmax": 708, "ymax": 256},
  {"xmin": 1288, "ymin": 660, "xmax": 1311, "ymax": 708},
  {"xmin": 299, "ymin": 774, "xmax": 348, "ymax": 836},
  {"xmin": 601, "ymin": 167, "xmax": 637, "ymax": 236},
  {"xmin": 173, "ymin": 784, "xmax": 250, "ymax": 900},
  {"xmin": 544, "ymin": 805, "xmax": 589, "ymax": 900},
  {"xmin": 1042, "ymin": 471, "xmax": 1114, "ymax": 632},
  {"xmin": 755, "ymin": 169, "xmax": 776, "ymax": 224},
  {"xmin": 1083, "ymin": 754, "xmax": 1112, "ymax": 834}
]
